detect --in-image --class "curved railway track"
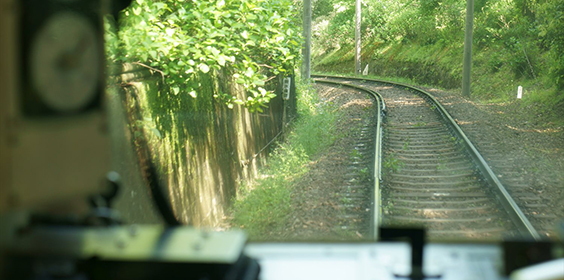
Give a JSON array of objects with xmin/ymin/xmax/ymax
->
[{"xmin": 312, "ymin": 74, "xmax": 541, "ymax": 241}]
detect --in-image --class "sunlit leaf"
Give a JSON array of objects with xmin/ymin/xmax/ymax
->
[
  {"xmin": 218, "ymin": 55, "xmax": 226, "ymax": 66},
  {"xmin": 245, "ymin": 67, "xmax": 254, "ymax": 77},
  {"xmin": 199, "ymin": 64, "xmax": 210, "ymax": 73},
  {"xmin": 150, "ymin": 128, "xmax": 162, "ymax": 139},
  {"xmin": 252, "ymin": 79, "xmax": 265, "ymax": 86}
]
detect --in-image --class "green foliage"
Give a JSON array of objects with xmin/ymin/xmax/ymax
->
[
  {"xmin": 107, "ymin": 0, "xmax": 302, "ymax": 112},
  {"xmin": 231, "ymin": 82, "xmax": 337, "ymax": 240},
  {"xmin": 537, "ymin": 0, "xmax": 564, "ymax": 90},
  {"xmin": 133, "ymin": 117, "xmax": 162, "ymax": 139},
  {"xmin": 313, "ymin": 0, "xmax": 564, "ymax": 109},
  {"xmin": 383, "ymin": 153, "xmax": 403, "ymax": 174}
]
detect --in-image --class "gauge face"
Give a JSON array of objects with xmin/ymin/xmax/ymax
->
[{"xmin": 29, "ymin": 12, "xmax": 100, "ymax": 113}]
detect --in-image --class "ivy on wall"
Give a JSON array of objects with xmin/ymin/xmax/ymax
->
[{"xmin": 106, "ymin": 0, "xmax": 302, "ymax": 112}]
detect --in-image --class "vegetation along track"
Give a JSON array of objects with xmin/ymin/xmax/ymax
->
[
  {"xmin": 313, "ymin": 81, "xmax": 384, "ymax": 240},
  {"xmin": 313, "ymin": 74, "xmax": 541, "ymax": 241}
]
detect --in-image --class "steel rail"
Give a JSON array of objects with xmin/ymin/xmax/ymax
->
[
  {"xmin": 312, "ymin": 74, "xmax": 541, "ymax": 241},
  {"xmin": 312, "ymin": 79, "xmax": 385, "ymax": 240}
]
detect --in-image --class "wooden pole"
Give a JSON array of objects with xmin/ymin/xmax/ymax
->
[
  {"xmin": 302, "ymin": 0, "xmax": 312, "ymax": 81},
  {"xmin": 462, "ymin": 0, "xmax": 474, "ymax": 97},
  {"xmin": 355, "ymin": 0, "xmax": 361, "ymax": 74}
]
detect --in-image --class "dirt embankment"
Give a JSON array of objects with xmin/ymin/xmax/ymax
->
[
  {"xmin": 277, "ymin": 84, "xmax": 375, "ymax": 240},
  {"xmin": 427, "ymin": 87, "xmax": 564, "ymax": 238}
]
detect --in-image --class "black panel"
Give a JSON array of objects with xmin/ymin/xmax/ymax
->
[{"xmin": 19, "ymin": 0, "xmax": 104, "ymax": 117}]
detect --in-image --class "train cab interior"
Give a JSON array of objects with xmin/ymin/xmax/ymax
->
[{"xmin": 0, "ymin": 0, "xmax": 563, "ymax": 279}]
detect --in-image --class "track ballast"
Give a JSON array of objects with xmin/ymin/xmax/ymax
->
[{"xmin": 313, "ymin": 74, "xmax": 540, "ymax": 241}]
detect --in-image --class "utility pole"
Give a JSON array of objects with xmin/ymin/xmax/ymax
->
[
  {"xmin": 302, "ymin": 0, "xmax": 312, "ymax": 81},
  {"xmin": 355, "ymin": 0, "xmax": 361, "ymax": 75},
  {"xmin": 462, "ymin": 0, "xmax": 474, "ymax": 97}
]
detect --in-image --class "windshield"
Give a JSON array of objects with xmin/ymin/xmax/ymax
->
[{"xmin": 106, "ymin": 0, "xmax": 563, "ymax": 242}]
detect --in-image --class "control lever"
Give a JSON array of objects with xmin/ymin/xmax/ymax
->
[
  {"xmin": 379, "ymin": 227, "xmax": 441, "ymax": 280},
  {"xmin": 85, "ymin": 171, "xmax": 122, "ymax": 225},
  {"xmin": 89, "ymin": 171, "xmax": 121, "ymax": 209}
]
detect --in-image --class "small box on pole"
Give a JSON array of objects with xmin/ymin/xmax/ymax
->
[{"xmin": 282, "ymin": 77, "xmax": 291, "ymax": 100}]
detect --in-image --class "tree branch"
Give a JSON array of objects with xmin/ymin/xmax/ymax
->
[
  {"xmin": 257, "ymin": 64, "xmax": 274, "ymax": 69},
  {"xmin": 132, "ymin": 62, "xmax": 166, "ymax": 83},
  {"xmin": 265, "ymin": 75, "xmax": 277, "ymax": 82}
]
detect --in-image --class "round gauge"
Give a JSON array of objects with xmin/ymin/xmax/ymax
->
[{"xmin": 29, "ymin": 12, "xmax": 100, "ymax": 113}]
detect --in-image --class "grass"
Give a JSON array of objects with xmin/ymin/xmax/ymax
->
[
  {"xmin": 230, "ymin": 81, "xmax": 338, "ymax": 240},
  {"xmin": 414, "ymin": 121, "xmax": 427, "ymax": 127},
  {"xmin": 358, "ymin": 167, "xmax": 370, "ymax": 182},
  {"xmin": 436, "ymin": 159, "xmax": 447, "ymax": 171},
  {"xmin": 313, "ymin": 39, "xmax": 564, "ymax": 127},
  {"xmin": 315, "ymin": 69, "xmax": 426, "ymax": 89},
  {"xmin": 383, "ymin": 153, "xmax": 404, "ymax": 174},
  {"xmin": 402, "ymin": 138, "xmax": 410, "ymax": 150}
]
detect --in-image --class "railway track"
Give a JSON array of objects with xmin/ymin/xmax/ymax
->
[
  {"xmin": 312, "ymin": 82, "xmax": 383, "ymax": 239},
  {"xmin": 313, "ymin": 74, "xmax": 541, "ymax": 241}
]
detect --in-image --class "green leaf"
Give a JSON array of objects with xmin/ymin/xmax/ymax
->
[
  {"xmin": 172, "ymin": 87, "xmax": 180, "ymax": 95},
  {"xmin": 218, "ymin": 55, "xmax": 226, "ymax": 66},
  {"xmin": 199, "ymin": 64, "xmax": 210, "ymax": 73},
  {"xmin": 252, "ymin": 78, "xmax": 265, "ymax": 86},
  {"xmin": 245, "ymin": 67, "xmax": 254, "ymax": 77},
  {"xmin": 210, "ymin": 47, "xmax": 220, "ymax": 57},
  {"xmin": 150, "ymin": 128, "xmax": 162, "ymax": 139}
]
